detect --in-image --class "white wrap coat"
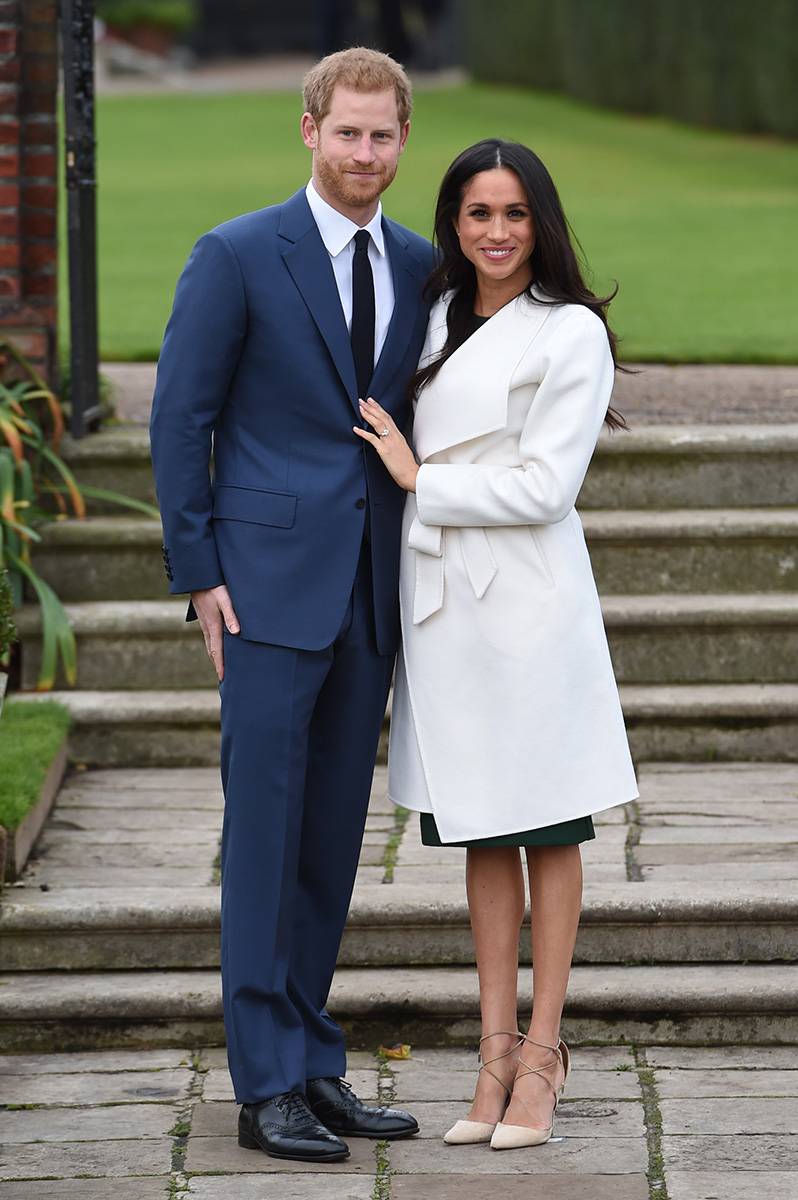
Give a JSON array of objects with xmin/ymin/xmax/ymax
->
[{"xmin": 387, "ymin": 287, "xmax": 639, "ymax": 842}]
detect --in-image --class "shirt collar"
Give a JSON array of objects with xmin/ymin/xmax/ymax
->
[{"xmin": 306, "ymin": 179, "xmax": 386, "ymax": 259}]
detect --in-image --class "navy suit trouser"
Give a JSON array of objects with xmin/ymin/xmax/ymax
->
[{"xmin": 217, "ymin": 541, "xmax": 393, "ymax": 1103}]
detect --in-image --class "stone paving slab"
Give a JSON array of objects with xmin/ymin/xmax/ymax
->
[
  {"xmin": 636, "ymin": 844, "xmax": 798, "ymax": 865},
  {"xmin": 642, "ymin": 863, "xmax": 798, "ymax": 881},
  {"xmin": 388, "ymin": 1137, "xmax": 648, "ymax": 1174},
  {"xmin": 0, "ymin": 1182, "xmax": 170, "ymax": 1199},
  {"xmin": 40, "ymin": 826, "xmax": 220, "ymax": 845},
  {"xmin": 1, "ymin": 1101, "xmax": 178, "ymax": 1142},
  {"xmin": 20, "ymin": 865, "xmax": 215, "ymax": 887},
  {"xmin": 667, "ymin": 1170, "xmax": 798, "ymax": 1199},
  {"xmin": 49, "ymin": 807, "xmax": 222, "ymax": 829},
  {"xmin": 63, "ymin": 767, "xmax": 221, "ymax": 789},
  {"xmin": 391, "ymin": 1177, "xmax": 650, "ymax": 1199},
  {"xmin": 29, "ymin": 843, "xmax": 216, "ymax": 868},
  {"xmin": 656, "ymin": 1069, "xmax": 798, "ymax": 1097},
  {"xmin": 184, "ymin": 1134, "xmax": 376, "ymax": 1174},
  {"xmin": 187, "ymin": 1177, "xmax": 374, "ymax": 1199},
  {"xmin": 0, "ymin": 1137, "xmax": 172, "ymax": 1181},
  {"xmin": 57, "ymin": 787, "xmax": 224, "ymax": 808},
  {"xmin": 647, "ymin": 1047, "xmax": 798, "ymax": 1069},
  {"xmin": 639, "ymin": 825, "xmax": 798, "ymax": 844},
  {"xmin": 0, "ymin": 1048, "xmax": 190, "ymax": 1074},
  {"xmin": 0, "ymin": 1068, "xmax": 190, "ymax": 1106},
  {"xmin": 660, "ymin": 1097, "xmax": 798, "ymax": 1134},
  {"xmin": 661, "ymin": 1133, "xmax": 798, "ymax": 1169}
]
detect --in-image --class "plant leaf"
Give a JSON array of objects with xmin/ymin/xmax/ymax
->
[{"xmin": 48, "ymin": 482, "xmax": 160, "ymax": 519}]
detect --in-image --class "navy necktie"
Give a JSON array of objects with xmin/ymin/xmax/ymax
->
[{"xmin": 351, "ymin": 229, "xmax": 375, "ymax": 400}]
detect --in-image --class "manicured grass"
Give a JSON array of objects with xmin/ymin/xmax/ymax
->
[
  {"xmin": 71, "ymin": 83, "xmax": 798, "ymax": 363},
  {"xmin": 0, "ymin": 700, "xmax": 71, "ymax": 830}
]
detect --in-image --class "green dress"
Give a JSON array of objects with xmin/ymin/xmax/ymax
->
[
  {"xmin": 417, "ymin": 309, "xmax": 596, "ymax": 851},
  {"xmin": 420, "ymin": 811, "xmax": 595, "ymax": 848}
]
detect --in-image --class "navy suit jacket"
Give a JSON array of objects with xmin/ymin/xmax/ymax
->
[{"xmin": 149, "ymin": 188, "xmax": 434, "ymax": 656}]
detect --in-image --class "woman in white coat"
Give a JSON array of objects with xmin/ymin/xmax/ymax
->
[{"xmin": 355, "ymin": 140, "xmax": 639, "ymax": 1150}]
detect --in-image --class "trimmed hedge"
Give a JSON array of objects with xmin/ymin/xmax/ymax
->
[{"xmin": 465, "ymin": 0, "xmax": 798, "ymax": 139}]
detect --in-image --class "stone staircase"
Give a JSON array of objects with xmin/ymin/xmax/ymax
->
[
  {"xmin": 1, "ymin": 762, "xmax": 797, "ymax": 1051},
  {"xmin": 2, "ymin": 419, "xmax": 797, "ymax": 1051},
  {"xmin": 12, "ymin": 422, "xmax": 798, "ymax": 763}
]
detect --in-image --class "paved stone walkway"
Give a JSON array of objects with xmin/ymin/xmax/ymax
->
[
  {"xmin": 14, "ymin": 761, "xmax": 798, "ymax": 894},
  {"xmin": 103, "ymin": 361, "xmax": 798, "ymax": 427},
  {"xmin": 2, "ymin": 1042, "xmax": 797, "ymax": 1196}
]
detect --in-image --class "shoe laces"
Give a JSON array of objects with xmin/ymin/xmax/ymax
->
[
  {"xmin": 322, "ymin": 1077, "xmax": 361, "ymax": 1111},
  {"xmin": 274, "ymin": 1091, "xmax": 313, "ymax": 1122}
]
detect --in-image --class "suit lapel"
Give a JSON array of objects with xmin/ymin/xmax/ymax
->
[
  {"xmin": 279, "ymin": 190, "xmax": 359, "ymax": 412},
  {"xmin": 368, "ymin": 219, "xmax": 427, "ymax": 404}
]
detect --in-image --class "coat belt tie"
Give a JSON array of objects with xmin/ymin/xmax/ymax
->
[{"xmin": 408, "ymin": 514, "xmax": 498, "ymax": 624}]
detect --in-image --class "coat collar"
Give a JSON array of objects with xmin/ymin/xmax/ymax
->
[
  {"xmin": 278, "ymin": 188, "xmax": 427, "ymax": 414},
  {"xmin": 413, "ymin": 287, "xmax": 554, "ymax": 462}
]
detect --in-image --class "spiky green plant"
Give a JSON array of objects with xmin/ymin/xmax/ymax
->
[{"xmin": 0, "ymin": 340, "xmax": 158, "ymax": 690}]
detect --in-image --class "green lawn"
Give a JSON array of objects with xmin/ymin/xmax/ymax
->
[
  {"xmin": 0, "ymin": 700, "xmax": 71, "ymax": 831},
  {"xmin": 72, "ymin": 83, "xmax": 798, "ymax": 363}
]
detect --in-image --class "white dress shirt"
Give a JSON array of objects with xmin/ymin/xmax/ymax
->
[{"xmin": 305, "ymin": 179, "xmax": 395, "ymax": 370}]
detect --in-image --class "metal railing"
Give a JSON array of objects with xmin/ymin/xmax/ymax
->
[{"xmin": 60, "ymin": 0, "xmax": 101, "ymax": 438}]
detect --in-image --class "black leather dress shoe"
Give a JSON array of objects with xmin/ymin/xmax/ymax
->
[
  {"xmin": 306, "ymin": 1076, "xmax": 419, "ymax": 1139},
  {"xmin": 238, "ymin": 1091, "xmax": 349, "ymax": 1162}
]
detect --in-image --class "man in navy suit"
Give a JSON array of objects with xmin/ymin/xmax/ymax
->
[{"xmin": 149, "ymin": 48, "xmax": 433, "ymax": 1162}]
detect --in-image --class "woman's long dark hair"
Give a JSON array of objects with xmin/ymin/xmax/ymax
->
[{"xmin": 411, "ymin": 139, "xmax": 628, "ymax": 431}]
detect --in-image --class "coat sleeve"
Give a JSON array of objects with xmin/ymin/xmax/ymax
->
[
  {"xmin": 414, "ymin": 307, "xmax": 614, "ymax": 528},
  {"xmin": 149, "ymin": 231, "xmax": 247, "ymax": 594}
]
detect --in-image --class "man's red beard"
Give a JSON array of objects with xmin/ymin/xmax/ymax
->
[{"xmin": 315, "ymin": 149, "xmax": 397, "ymax": 208}]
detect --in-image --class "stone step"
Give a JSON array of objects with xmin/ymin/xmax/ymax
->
[
  {"xmin": 585, "ymin": 509, "xmax": 798, "ymax": 594},
  {"xmin": 61, "ymin": 423, "xmax": 798, "ymax": 512},
  {"xmin": 2, "ymin": 882, "xmax": 795, "ymax": 973},
  {"xmin": 579, "ymin": 424, "xmax": 798, "ymax": 510},
  {"xmin": 0, "ymin": 963, "xmax": 795, "ymax": 1051},
  {"xmin": 60, "ymin": 426, "xmax": 158, "ymax": 512},
  {"xmin": 14, "ymin": 594, "xmax": 798, "ymax": 689},
  {"xmin": 11, "ymin": 683, "xmax": 798, "ymax": 766},
  {"xmin": 27, "ymin": 509, "xmax": 798, "ymax": 601}
]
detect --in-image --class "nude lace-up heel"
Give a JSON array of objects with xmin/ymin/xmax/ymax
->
[
  {"xmin": 443, "ymin": 1031, "xmax": 524, "ymax": 1145},
  {"xmin": 490, "ymin": 1035, "xmax": 571, "ymax": 1150}
]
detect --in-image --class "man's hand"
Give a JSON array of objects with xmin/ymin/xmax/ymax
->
[{"xmin": 191, "ymin": 585, "xmax": 240, "ymax": 681}]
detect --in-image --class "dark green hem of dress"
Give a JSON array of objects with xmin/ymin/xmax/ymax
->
[{"xmin": 419, "ymin": 811, "xmax": 596, "ymax": 848}]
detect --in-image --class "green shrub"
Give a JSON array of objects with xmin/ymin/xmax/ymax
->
[
  {"xmin": 465, "ymin": 0, "xmax": 798, "ymax": 138},
  {"xmin": 0, "ymin": 700, "xmax": 71, "ymax": 831},
  {"xmin": 97, "ymin": 0, "xmax": 195, "ymax": 35}
]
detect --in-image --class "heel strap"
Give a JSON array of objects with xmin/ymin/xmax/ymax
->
[
  {"xmin": 477, "ymin": 1031, "xmax": 525, "ymax": 1101},
  {"xmin": 511, "ymin": 1036, "xmax": 563, "ymax": 1122}
]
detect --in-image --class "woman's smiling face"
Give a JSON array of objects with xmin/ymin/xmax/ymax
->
[{"xmin": 454, "ymin": 167, "xmax": 535, "ymax": 292}]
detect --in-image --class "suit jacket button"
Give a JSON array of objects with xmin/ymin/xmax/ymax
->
[{"xmin": 355, "ymin": 498, "xmax": 366, "ymax": 509}]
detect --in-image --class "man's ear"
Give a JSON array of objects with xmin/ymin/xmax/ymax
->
[
  {"xmin": 300, "ymin": 112, "xmax": 318, "ymax": 151},
  {"xmin": 398, "ymin": 120, "xmax": 411, "ymax": 153}
]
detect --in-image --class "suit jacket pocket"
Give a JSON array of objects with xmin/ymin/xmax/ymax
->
[{"xmin": 212, "ymin": 484, "xmax": 297, "ymax": 528}]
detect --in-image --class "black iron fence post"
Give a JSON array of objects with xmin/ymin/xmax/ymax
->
[{"xmin": 60, "ymin": 0, "xmax": 101, "ymax": 438}]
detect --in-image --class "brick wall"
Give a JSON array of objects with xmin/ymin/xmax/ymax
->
[{"xmin": 0, "ymin": 0, "xmax": 57, "ymax": 379}]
